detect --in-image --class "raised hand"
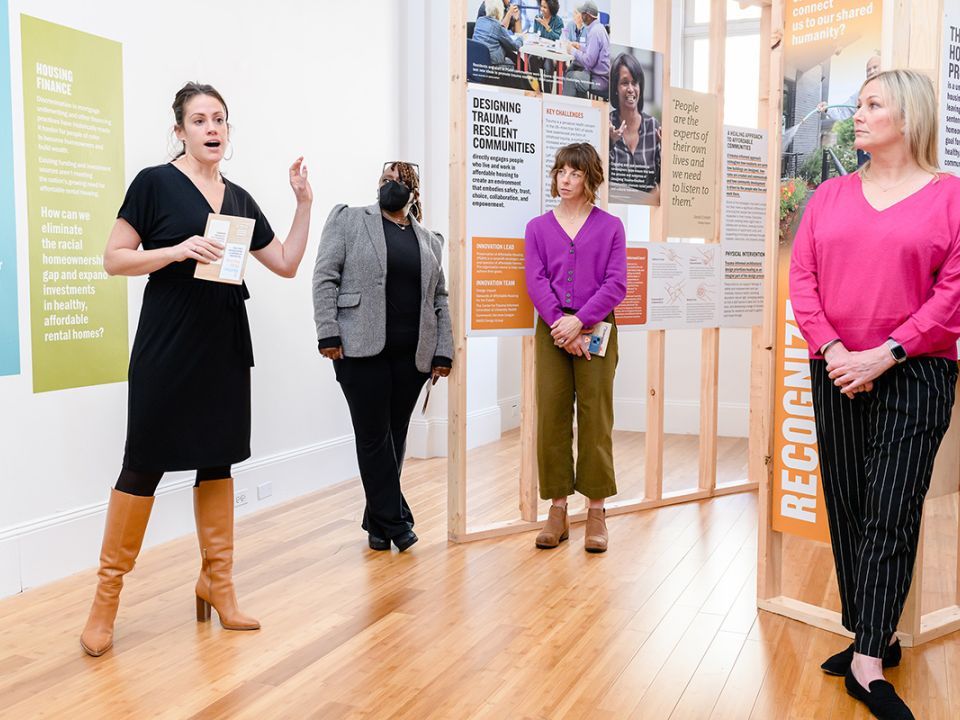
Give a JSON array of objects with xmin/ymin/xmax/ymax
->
[{"xmin": 289, "ymin": 157, "xmax": 313, "ymax": 207}]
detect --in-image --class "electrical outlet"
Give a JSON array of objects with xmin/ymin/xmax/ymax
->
[
  {"xmin": 257, "ymin": 482, "xmax": 273, "ymax": 500},
  {"xmin": 511, "ymin": 402, "xmax": 519, "ymax": 418},
  {"xmin": 234, "ymin": 489, "xmax": 248, "ymax": 508}
]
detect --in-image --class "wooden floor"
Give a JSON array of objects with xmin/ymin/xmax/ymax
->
[{"xmin": 1, "ymin": 432, "xmax": 958, "ymax": 719}]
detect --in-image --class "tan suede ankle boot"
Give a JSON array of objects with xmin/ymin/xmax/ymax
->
[
  {"xmin": 584, "ymin": 508, "xmax": 608, "ymax": 553},
  {"xmin": 535, "ymin": 504, "xmax": 569, "ymax": 549},
  {"xmin": 80, "ymin": 489, "xmax": 155, "ymax": 656},
  {"xmin": 194, "ymin": 478, "xmax": 260, "ymax": 631}
]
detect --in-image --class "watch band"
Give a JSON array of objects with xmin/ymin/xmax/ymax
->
[
  {"xmin": 820, "ymin": 339, "xmax": 841, "ymax": 355},
  {"xmin": 886, "ymin": 338, "xmax": 907, "ymax": 364}
]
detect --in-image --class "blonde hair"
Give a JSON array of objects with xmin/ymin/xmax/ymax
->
[
  {"xmin": 858, "ymin": 69, "xmax": 939, "ymax": 177},
  {"xmin": 485, "ymin": 0, "xmax": 504, "ymax": 20}
]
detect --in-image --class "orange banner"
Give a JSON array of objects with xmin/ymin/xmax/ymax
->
[
  {"xmin": 470, "ymin": 237, "xmax": 535, "ymax": 332},
  {"xmin": 772, "ymin": 239, "xmax": 830, "ymax": 542},
  {"xmin": 616, "ymin": 247, "xmax": 648, "ymax": 326}
]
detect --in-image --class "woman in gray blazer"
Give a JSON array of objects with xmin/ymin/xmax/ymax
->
[{"xmin": 313, "ymin": 162, "xmax": 453, "ymax": 551}]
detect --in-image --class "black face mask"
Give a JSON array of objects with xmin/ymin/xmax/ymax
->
[{"xmin": 378, "ymin": 180, "xmax": 411, "ymax": 212}]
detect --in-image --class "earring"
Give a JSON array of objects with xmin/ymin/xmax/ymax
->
[{"xmin": 223, "ymin": 141, "xmax": 234, "ymax": 161}]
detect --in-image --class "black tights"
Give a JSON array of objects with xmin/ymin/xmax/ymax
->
[{"xmin": 116, "ymin": 466, "xmax": 232, "ymax": 497}]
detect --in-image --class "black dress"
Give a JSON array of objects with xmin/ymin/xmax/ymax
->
[{"xmin": 118, "ymin": 163, "xmax": 274, "ymax": 471}]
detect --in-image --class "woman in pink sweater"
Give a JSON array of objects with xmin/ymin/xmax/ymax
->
[{"xmin": 790, "ymin": 70, "xmax": 960, "ymax": 720}]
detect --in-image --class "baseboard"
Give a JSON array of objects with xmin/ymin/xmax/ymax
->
[
  {"xmin": 0, "ymin": 434, "xmax": 358, "ymax": 598},
  {"xmin": 406, "ymin": 405, "xmax": 501, "ymax": 459},
  {"xmin": 498, "ymin": 394, "xmax": 521, "ymax": 433},
  {"xmin": 614, "ymin": 398, "xmax": 749, "ymax": 437}
]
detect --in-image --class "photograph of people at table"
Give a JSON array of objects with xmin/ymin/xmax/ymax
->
[
  {"xmin": 607, "ymin": 46, "xmax": 664, "ymax": 205},
  {"xmin": 466, "ymin": 0, "xmax": 611, "ymax": 95}
]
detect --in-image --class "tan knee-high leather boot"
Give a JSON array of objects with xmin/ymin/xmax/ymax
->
[
  {"xmin": 80, "ymin": 489, "xmax": 155, "ymax": 656},
  {"xmin": 193, "ymin": 478, "xmax": 259, "ymax": 631},
  {"xmin": 535, "ymin": 504, "xmax": 569, "ymax": 549}
]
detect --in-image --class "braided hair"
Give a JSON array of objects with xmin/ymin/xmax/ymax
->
[{"xmin": 387, "ymin": 161, "xmax": 422, "ymax": 222}]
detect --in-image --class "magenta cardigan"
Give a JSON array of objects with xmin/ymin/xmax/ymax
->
[
  {"xmin": 789, "ymin": 172, "xmax": 960, "ymax": 359},
  {"xmin": 524, "ymin": 206, "xmax": 627, "ymax": 327}
]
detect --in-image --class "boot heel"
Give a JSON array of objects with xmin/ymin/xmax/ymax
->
[{"xmin": 196, "ymin": 595, "xmax": 211, "ymax": 622}]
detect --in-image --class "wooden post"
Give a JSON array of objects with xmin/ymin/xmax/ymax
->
[
  {"xmin": 447, "ymin": 0, "xmax": 467, "ymax": 541},
  {"xmin": 755, "ymin": 0, "xmax": 783, "ymax": 602},
  {"xmin": 898, "ymin": 517, "xmax": 925, "ymax": 642},
  {"xmin": 645, "ymin": 0, "xmax": 673, "ymax": 503},
  {"xmin": 519, "ymin": 336, "xmax": 538, "ymax": 521},
  {"xmin": 698, "ymin": 0, "xmax": 727, "ymax": 493}
]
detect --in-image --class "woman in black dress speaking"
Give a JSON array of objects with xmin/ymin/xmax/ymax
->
[{"xmin": 79, "ymin": 82, "xmax": 312, "ymax": 657}]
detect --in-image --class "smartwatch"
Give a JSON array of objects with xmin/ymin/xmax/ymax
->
[{"xmin": 886, "ymin": 339, "xmax": 907, "ymax": 364}]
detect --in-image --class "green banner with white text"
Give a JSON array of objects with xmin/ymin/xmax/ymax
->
[{"xmin": 21, "ymin": 15, "xmax": 127, "ymax": 393}]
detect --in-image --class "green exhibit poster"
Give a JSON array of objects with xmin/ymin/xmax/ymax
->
[
  {"xmin": 21, "ymin": 15, "xmax": 127, "ymax": 393},
  {"xmin": 0, "ymin": 0, "xmax": 19, "ymax": 377}
]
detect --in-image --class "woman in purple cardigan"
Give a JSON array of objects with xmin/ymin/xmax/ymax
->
[{"xmin": 524, "ymin": 142, "xmax": 627, "ymax": 552}]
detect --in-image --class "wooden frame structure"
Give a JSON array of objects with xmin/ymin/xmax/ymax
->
[
  {"xmin": 754, "ymin": 0, "xmax": 960, "ymax": 647},
  {"xmin": 450, "ymin": 0, "xmax": 960, "ymax": 647},
  {"xmin": 447, "ymin": 0, "xmax": 757, "ymax": 544}
]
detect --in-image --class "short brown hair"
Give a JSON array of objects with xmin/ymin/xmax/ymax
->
[{"xmin": 550, "ymin": 143, "xmax": 604, "ymax": 201}]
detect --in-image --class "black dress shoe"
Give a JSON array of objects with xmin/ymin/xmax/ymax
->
[
  {"xmin": 367, "ymin": 534, "xmax": 391, "ymax": 551},
  {"xmin": 393, "ymin": 530, "xmax": 418, "ymax": 552},
  {"xmin": 821, "ymin": 638, "xmax": 902, "ymax": 676},
  {"xmin": 845, "ymin": 669, "xmax": 915, "ymax": 719}
]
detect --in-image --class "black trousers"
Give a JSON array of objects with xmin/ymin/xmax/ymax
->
[
  {"xmin": 334, "ymin": 347, "xmax": 430, "ymax": 539},
  {"xmin": 811, "ymin": 358, "xmax": 957, "ymax": 657}
]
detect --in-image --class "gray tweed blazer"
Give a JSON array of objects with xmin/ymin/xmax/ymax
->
[{"xmin": 312, "ymin": 204, "xmax": 454, "ymax": 373}]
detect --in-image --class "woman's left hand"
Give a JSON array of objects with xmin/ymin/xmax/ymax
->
[
  {"xmin": 550, "ymin": 315, "xmax": 583, "ymax": 345},
  {"xmin": 289, "ymin": 157, "xmax": 313, "ymax": 206},
  {"xmin": 431, "ymin": 366, "xmax": 451, "ymax": 381},
  {"xmin": 827, "ymin": 345, "xmax": 895, "ymax": 394}
]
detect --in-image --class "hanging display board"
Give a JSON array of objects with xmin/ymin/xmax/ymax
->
[
  {"xmin": 466, "ymin": 87, "xmax": 541, "ymax": 336},
  {"xmin": 720, "ymin": 126, "xmax": 767, "ymax": 327},
  {"xmin": 607, "ymin": 46, "xmax": 664, "ymax": 206},
  {"xmin": 665, "ymin": 88, "xmax": 719, "ymax": 239},
  {"xmin": 772, "ymin": 0, "xmax": 882, "ymax": 541},
  {"xmin": 541, "ymin": 97, "xmax": 602, "ymax": 212},
  {"xmin": 21, "ymin": 16, "xmax": 128, "ymax": 393},
  {"xmin": 941, "ymin": 0, "xmax": 960, "ymax": 172},
  {"xmin": 466, "ymin": 86, "xmax": 604, "ymax": 336}
]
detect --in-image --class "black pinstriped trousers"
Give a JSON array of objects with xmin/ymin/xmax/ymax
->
[{"xmin": 810, "ymin": 358, "xmax": 957, "ymax": 658}]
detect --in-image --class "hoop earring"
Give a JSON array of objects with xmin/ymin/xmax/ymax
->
[{"xmin": 223, "ymin": 141, "xmax": 234, "ymax": 161}]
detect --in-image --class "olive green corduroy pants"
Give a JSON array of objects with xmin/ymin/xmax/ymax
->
[{"xmin": 535, "ymin": 315, "xmax": 618, "ymax": 500}]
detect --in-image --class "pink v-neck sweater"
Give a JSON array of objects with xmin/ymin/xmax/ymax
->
[{"xmin": 790, "ymin": 172, "xmax": 960, "ymax": 360}]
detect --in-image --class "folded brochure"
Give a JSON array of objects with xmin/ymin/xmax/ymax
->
[
  {"xmin": 581, "ymin": 321, "xmax": 612, "ymax": 357},
  {"xmin": 194, "ymin": 213, "xmax": 255, "ymax": 285}
]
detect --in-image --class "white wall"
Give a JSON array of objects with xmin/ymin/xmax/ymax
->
[{"xmin": 0, "ymin": 0, "xmax": 403, "ymax": 597}]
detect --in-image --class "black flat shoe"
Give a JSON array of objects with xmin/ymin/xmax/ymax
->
[
  {"xmin": 845, "ymin": 669, "xmax": 914, "ymax": 720},
  {"xmin": 393, "ymin": 530, "xmax": 418, "ymax": 552},
  {"xmin": 368, "ymin": 534, "xmax": 390, "ymax": 551},
  {"xmin": 821, "ymin": 638, "xmax": 902, "ymax": 676}
]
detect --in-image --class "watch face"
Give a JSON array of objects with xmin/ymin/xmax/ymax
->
[{"xmin": 891, "ymin": 344, "xmax": 907, "ymax": 361}]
